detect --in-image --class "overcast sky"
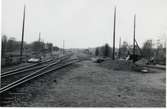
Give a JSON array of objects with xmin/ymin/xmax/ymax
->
[{"xmin": 2, "ymin": 0, "xmax": 167, "ymax": 48}]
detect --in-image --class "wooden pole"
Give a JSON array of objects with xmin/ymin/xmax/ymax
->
[
  {"xmin": 39, "ymin": 32, "xmax": 41, "ymax": 42},
  {"xmin": 20, "ymin": 5, "xmax": 26, "ymax": 62},
  {"xmin": 112, "ymin": 7, "xmax": 116, "ymax": 60},
  {"xmin": 118, "ymin": 37, "xmax": 121, "ymax": 58},
  {"xmin": 63, "ymin": 40, "xmax": 64, "ymax": 55},
  {"xmin": 133, "ymin": 15, "xmax": 136, "ymax": 63}
]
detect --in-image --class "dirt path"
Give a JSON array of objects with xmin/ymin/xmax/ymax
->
[
  {"xmin": 4, "ymin": 52, "xmax": 165, "ymax": 107},
  {"xmin": 9, "ymin": 59, "xmax": 164, "ymax": 107}
]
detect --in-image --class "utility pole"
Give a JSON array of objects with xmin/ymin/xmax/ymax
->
[
  {"xmin": 63, "ymin": 40, "xmax": 65, "ymax": 55},
  {"xmin": 38, "ymin": 32, "xmax": 41, "ymax": 53},
  {"xmin": 118, "ymin": 37, "xmax": 121, "ymax": 58},
  {"xmin": 112, "ymin": 6, "xmax": 116, "ymax": 60},
  {"xmin": 39, "ymin": 32, "xmax": 41, "ymax": 42},
  {"xmin": 133, "ymin": 15, "xmax": 136, "ymax": 63},
  {"xmin": 20, "ymin": 5, "xmax": 26, "ymax": 62}
]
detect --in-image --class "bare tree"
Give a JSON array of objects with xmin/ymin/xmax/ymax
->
[
  {"xmin": 46, "ymin": 43, "xmax": 53, "ymax": 53},
  {"xmin": 119, "ymin": 41, "xmax": 129, "ymax": 58},
  {"xmin": 6, "ymin": 37, "xmax": 21, "ymax": 52},
  {"xmin": 155, "ymin": 43, "xmax": 166, "ymax": 64},
  {"xmin": 103, "ymin": 43, "xmax": 110, "ymax": 57},
  {"xmin": 142, "ymin": 40, "xmax": 154, "ymax": 59},
  {"xmin": 1, "ymin": 35, "xmax": 8, "ymax": 57},
  {"xmin": 95, "ymin": 47, "xmax": 99, "ymax": 56},
  {"xmin": 31, "ymin": 41, "xmax": 45, "ymax": 53}
]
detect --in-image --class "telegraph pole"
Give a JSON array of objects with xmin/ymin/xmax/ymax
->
[
  {"xmin": 20, "ymin": 5, "xmax": 26, "ymax": 62},
  {"xmin": 112, "ymin": 6, "xmax": 116, "ymax": 60},
  {"xmin": 118, "ymin": 37, "xmax": 121, "ymax": 58},
  {"xmin": 63, "ymin": 40, "xmax": 64, "ymax": 55},
  {"xmin": 38, "ymin": 32, "xmax": 41, "ymax": 53},
  {"xmin": 39, "ymin": 32, "xmax": 41, "ymax": 42},
  {"xmin": 133, "ymin": 15, "xmax": 136, "ymax": 63}
]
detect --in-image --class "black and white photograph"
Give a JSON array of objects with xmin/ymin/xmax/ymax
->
[{"xmin": 0, "ymin": 0, "xmax": 166, "ymax": 107}]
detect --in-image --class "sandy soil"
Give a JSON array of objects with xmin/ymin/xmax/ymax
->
[{"xmin": 4, "ymin": 53, "xmax": 166, "ymax": 107}]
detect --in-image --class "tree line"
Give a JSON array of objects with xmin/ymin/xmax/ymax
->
[
  {"xmin": 1, "ymin": 35, "xmax": 59, "ymax": 57},
  {"xmin": 95, "ymin": 39, "xmax": 166, "ymax": 64}
]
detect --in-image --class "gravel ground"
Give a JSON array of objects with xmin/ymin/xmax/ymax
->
[{"xmin": 2, "ymin": 53, "xmax": 166, "ymax": 107}]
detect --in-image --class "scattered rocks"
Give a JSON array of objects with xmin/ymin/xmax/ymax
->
[{"xmin": 53, "ymin": 79, "xmax": 57, "ymax": 83}]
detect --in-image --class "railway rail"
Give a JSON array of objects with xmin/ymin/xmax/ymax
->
[
  {"xmin": 1, "ymin": 58, "xmax": 63, "ymax": 87},
  {"xmin": 1, "ymin": 54, "xmax": 71, "ymax": 78},
  {"xmin": 1, "ymin": 55, "xmax": 58, "ymax": 74},
  {"xmin": 136, "ymin": 64, "xmax": 166, "ymax": 70},
  {"xmin": 1, "ymin": 55, "xmax": 55, "ymax": 73},
  {"xmin": 0, "ymin": 53, "xmax": 78, "ymax": 94}
]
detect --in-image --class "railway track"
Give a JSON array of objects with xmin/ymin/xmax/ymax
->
[
  {"xmin": 0, "ymin": 56, "xmax": 68, "ymax": 88},
  {"xmin": 1, "ymin": 56, "xmax": 58, "ymax": 75},
  {"xmin": 0, "ymin": 53, "xmax": 78, "ymax": 105},
  {"xmin": 1, "ymin": 54, "xmax": 72, "ymax": 87},
  {"xmin": 1, "ymin": 56, "xmax": 55, "ymax": 73},
  {"xmin": 0, "ymin": 53, "xmax": 78, "ymax": 96},
  {"xmin": 1, "ymin": 54, "xmax": 71, "ymax": 78},
  {"xmin": 1, "ymin": 63, "xmax": 34, "ymax": 73}
]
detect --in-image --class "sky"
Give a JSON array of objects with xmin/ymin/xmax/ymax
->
[{"xmin": 2, "ymin": 0, "xmax": 167, "ymax": 48}]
